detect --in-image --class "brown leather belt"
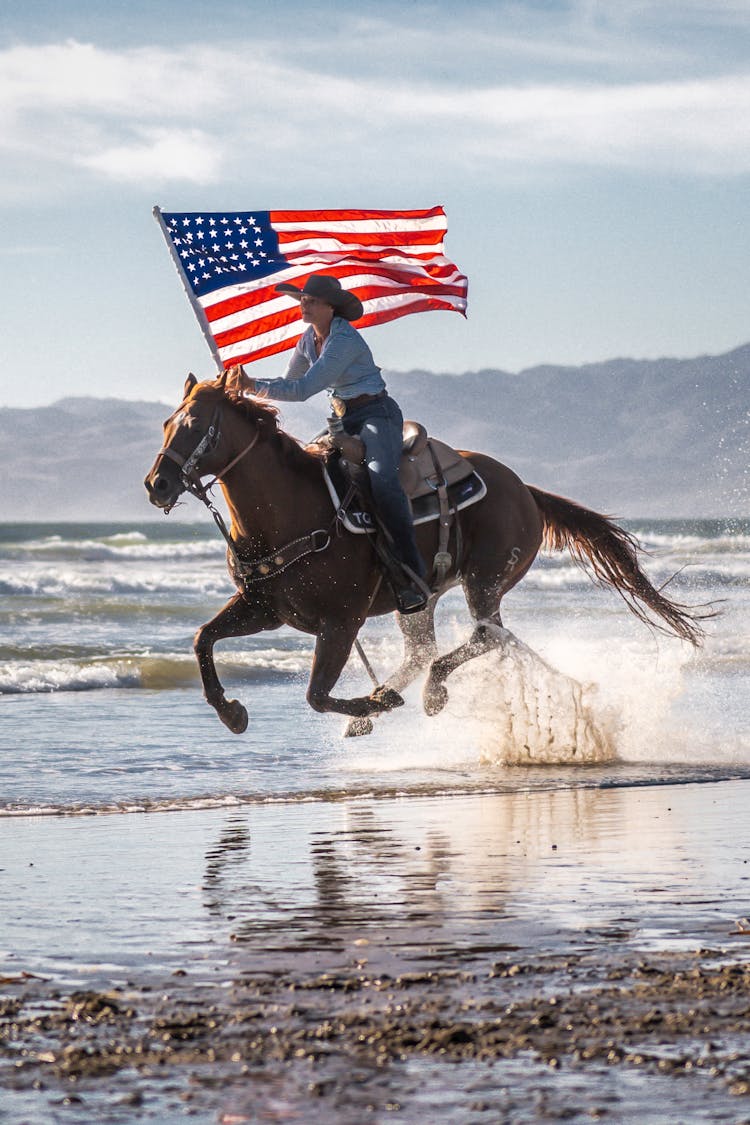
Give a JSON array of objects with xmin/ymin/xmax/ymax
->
[{"xmin": 331, "ymin": 390, "xmax": 386, "ymax": 417}]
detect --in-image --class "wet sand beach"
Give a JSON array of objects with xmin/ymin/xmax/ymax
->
[{"xmin": 3, "ymin": 779, "xmax": 750, "ymax": 1123}]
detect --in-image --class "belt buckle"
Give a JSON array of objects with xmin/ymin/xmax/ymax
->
[{"xmin": 331, "ymin": 396, "xmax": 347, "ymax": 418}]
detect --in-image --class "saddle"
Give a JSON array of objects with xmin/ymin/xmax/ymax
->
[
  {"xmin": 399, "ymin": 421, "xmax": 478, "ymax": 501},
  {"xmin": 319, "ymin": 421, "xmax": 487, "ymax": 585}
]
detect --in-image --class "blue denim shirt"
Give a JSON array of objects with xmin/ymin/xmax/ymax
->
[{"xmin": 254, "ymin": 317, "xmax": 386, "ymax": 403}]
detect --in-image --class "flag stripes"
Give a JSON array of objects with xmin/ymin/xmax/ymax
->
[{"xmin": 155, "ymin": 206, "xmax": 467, "ymax": 369}]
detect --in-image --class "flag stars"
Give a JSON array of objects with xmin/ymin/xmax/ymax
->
[{"xmin": 162, "ymin": 210, "xmax": 282, "ymax": 296}]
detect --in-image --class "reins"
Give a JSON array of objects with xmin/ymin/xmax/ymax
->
[
  {"xmin": 157, "ymin": 403, "xmax": 332, "ymax": 593},
  {"xmin": 157, "ymin": 397, "xmax": 387, "ymax": 685},
  {"xmin": 156, "ymin": 406, "xmax": 259, "ymax": 494}
]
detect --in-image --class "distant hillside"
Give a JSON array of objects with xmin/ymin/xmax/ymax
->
[{"xmin": 2, "ymin": 343, "xmax": 749, "ymax": 520}]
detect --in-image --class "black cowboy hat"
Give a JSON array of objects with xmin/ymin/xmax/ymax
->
[{"xmin": 275, "ymin": 274, "xmax": 363, "ymax": 321}]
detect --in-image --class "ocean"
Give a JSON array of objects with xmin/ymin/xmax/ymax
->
[{"xmin": 1, "ymin": 518, "xmax": 749, "ymax": 817}]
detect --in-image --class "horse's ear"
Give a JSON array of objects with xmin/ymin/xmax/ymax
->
[
  {"xmin": 217, "ymin": 366, "xmax": 228, "ymax": 389},
  {"xmin": 183, "ymin": 372, "xmax": 197, "ymax": 398}
]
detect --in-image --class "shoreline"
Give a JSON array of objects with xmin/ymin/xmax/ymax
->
[
  {"xmin": 3, "ymin": 780, "xmax": 750, "ymax": 1121},
  {"xmin": 4, "ymin": 759, "xmax": 750, "ymax": 820}
]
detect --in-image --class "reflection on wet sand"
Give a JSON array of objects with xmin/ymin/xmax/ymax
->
[
  {"xmin": 202, "ymin": 784, "xmax": 692, "ymax": 964},
  {"xmin": 203, "ymin": 816, "xmax": 251, "ymax": 917},
  {"xmin": 4, "ymin": 782, "xmax": 750, "ymax": 1124}
]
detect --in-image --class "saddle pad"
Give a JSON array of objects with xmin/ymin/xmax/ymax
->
[{"xmin": 323, "ymin": 457, "xmax": 487, "ymax": 535}]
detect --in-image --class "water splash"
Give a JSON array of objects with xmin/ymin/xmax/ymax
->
[{"xmin": 447, "ymin": 630, "xmax": 615, "ymax": 766}]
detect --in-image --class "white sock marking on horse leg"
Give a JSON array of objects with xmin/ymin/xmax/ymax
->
[{"xmin": 474, "ymin": 618, "xmax": 510, "ymax": 644}]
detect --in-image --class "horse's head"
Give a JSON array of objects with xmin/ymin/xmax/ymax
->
[{"xmin": 144, "ymin": 371, "xmax": 233, "ymax": 511}]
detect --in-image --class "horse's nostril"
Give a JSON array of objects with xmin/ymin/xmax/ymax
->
[{"xmin": 155, "ymin": 476, "xmax": 169, "ymax": 493}]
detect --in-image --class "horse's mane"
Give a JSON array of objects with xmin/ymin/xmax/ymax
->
[{"xmin": 221, "ymin": 385, "xmax": 326, "ymax": 471}]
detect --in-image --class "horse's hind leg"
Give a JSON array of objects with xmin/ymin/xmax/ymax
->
[
  {"xmin": 345, "ymin": 597, "xmax": 439, "ymax": 736},
  {"xmin": 422, "ymin": 530, "xmax": 540, "ymax": 717},
  {"xmin": 423, "ymin": 610, "xmax": 507, "ymax": 717}
]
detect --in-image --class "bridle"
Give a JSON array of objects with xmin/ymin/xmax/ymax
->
[
  {"xmin": 153, "ymin": 401, "xmax": 261, "ymax": 572},
  {"xmin": 156, "ymin": 403, "xmax": 260, "ymax": 505},
  {"xmin": 154, "ymin": 398, "xmax": 330, "ymax": 590}
]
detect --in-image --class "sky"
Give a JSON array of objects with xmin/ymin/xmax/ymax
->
[{"xmin": 1, "ymin": 0, "xmax": 748, "ymax": 408}]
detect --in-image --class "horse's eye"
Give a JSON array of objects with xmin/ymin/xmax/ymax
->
[{"xmin": 164, "ymin": 410, "xmax": 188, "ymax": 429}]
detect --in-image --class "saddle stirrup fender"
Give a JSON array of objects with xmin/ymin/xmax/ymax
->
[
  {"xmin": 319, "ymin": 420, "xmax": 486, "ymax": 589},
  {"xmin": 359, "ymin": 487, "xmax": 431, "ymax": 605},
  {"xmin": 426, "ymin": 439, "xmax": 455, "ymax": 585},
  {"xmin": 336, "ymin": 466, "xmax": 431, "ymax": 612}
]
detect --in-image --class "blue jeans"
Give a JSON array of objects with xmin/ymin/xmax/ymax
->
[{"xmin": 342, "ymin": 395, "xmax": 426, "ymax": 579}]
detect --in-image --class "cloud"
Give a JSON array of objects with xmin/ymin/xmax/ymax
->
[
  {"xmin": 399, "ymin": 75, "xmax": 750, "ymax": 174},
  {"xmin": 78, "ymin": 127, "xmax": 222, "ymax": 183},
  {"xmin": 0, "ymin": 39, "xmax": 228, "ymax": 115},
  {"xmin": 0, "ymin": 37, "xmax": 749, "ymax": 197},
  {"xmin": 289, "ymin": 1, "xmax": 750, "ymax": 83}
]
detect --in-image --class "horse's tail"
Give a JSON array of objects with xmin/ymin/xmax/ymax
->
[{"xmin": 527, "ymin": 485, "xmax": 708, "ymax": 646}]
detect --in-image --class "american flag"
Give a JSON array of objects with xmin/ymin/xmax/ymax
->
[{"xmin": 154, "ymin": 206, "xmax": 468, "ymax": 369}]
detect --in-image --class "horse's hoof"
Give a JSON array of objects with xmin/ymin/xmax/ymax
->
[
  {"xmin": 423, "ymin": 683, "xmax": 448, "ymax": 716},
  {"xmin": 370, "ymin": 686, "xmax": 404, "ymax": 712},
  {"xmin": 344, "ymin": 716, "xmax": 374, "ymax": 738},
  {"xmin": 219, "ymin": 698, "xmax": 248, "ymax": 734}
]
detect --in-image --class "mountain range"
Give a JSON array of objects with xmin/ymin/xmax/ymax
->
[{"xmin": 2, "ymin": 343, "xmax": 749, "ymax": 521}]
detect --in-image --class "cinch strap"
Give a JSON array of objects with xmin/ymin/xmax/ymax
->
[{"xmin": 237, "ymin": 529, "xmax": 331, "ymax": 586}]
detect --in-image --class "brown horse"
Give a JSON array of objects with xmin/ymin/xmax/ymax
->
[{"xmin": 144, "ymin": 371, "xmax": 705, "ymax": 736}]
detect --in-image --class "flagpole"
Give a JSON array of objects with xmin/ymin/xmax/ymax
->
[{"xmin": 152, "ymin": 206, "xmax": 224, "ymax": 373}]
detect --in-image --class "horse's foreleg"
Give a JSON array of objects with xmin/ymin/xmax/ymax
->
[
  {"xmin": 194, "ymin": 594, "xmax": 272, "ymax": 734},
  {"xmin": 423, "ymin": 612, "xmax": 507, "ymax": 717},
  {"xmin": 308, "ymin": 624, "xmax": 405, "ymax": 719}
]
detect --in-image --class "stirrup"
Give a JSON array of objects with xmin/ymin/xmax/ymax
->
[
  {"xmin": 392, "ymin": 560, "xmax": 431, "ymax": 614},
  {"xmin": 395, "ymin": 585, "xmax": 428, "ymax": 615}
]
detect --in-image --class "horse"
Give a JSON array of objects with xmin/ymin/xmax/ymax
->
[{"xmin": 144, "ymin": 370, "xmax": 705, "ymax": 736}]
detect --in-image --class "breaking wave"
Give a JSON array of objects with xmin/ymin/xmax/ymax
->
[{"xmin": 0, "ymin": 648, "xmax": 313, "ymax": 694}]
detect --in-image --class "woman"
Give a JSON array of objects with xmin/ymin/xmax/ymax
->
[{"xmin": 228, "ymin": 274, "xmax": 428, "ymax": 614}]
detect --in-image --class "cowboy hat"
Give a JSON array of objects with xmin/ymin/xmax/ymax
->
[{"xmin": 275, "ymin": 274, "xmax": 363, "ymax": 321}]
